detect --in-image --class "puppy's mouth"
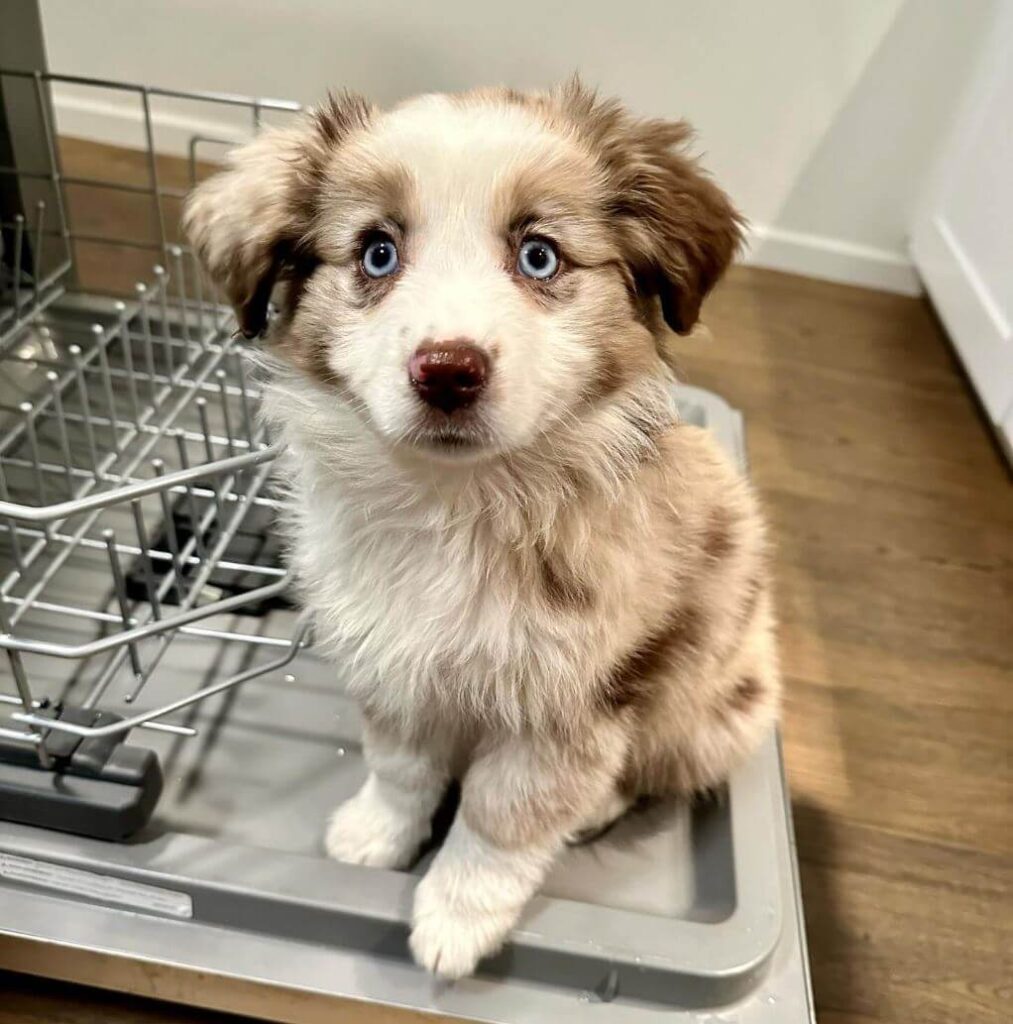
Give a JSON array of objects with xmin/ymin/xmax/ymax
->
[
  {"xmin": 424, "ymin": 431, "xmax": 478, "ymax": 449},
  {"xmin": 403, "ymin": 420, "xmax": 494, "ymax": 457}
]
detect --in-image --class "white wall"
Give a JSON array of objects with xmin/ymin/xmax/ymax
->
[{"xmin": 38, "ymin": 0, "xmax": 999, "ymax": 294}]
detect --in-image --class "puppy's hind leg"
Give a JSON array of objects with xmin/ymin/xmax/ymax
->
[
  {"xmin": 326, "ymin": 720, "xmax": 449, "ymax": 870},
  {"xmin": 566, "ymin": 786, "xmax": 636, "ymax": 845},
  {"xmin": 409, "ymin": 719, "xmax": 630, "ymax": 978}
]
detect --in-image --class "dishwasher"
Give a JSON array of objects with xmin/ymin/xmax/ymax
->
[{"xmin": 0, "ymin": 23, "xmax": 815, "ymax": 1024}]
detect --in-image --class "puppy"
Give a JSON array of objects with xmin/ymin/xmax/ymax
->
[{"xmin": 184, "ymin": 80, "xmax": 780, "ymax": 979}]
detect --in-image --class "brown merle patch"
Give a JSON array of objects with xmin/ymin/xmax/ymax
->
[
  {"xmin": 288, "ymin": 92, "xmax": 375, "ymax": 227},
  {"xmin": 511, "ymin": 264, "xmax": 581, "ymax": 311},
  {"xmin": 353, "ymin": 263, "xmax": 400, "ymax": 308},
  {"xmin": 536, "ymin": 542, "xmax": 592, "ymax": 610},
  {"xmin": 314, "ymin": 90, "xmax": 373, "ymax": 146},
  {"xmin": 727, "ymin": 675, "xmax": 763, "ymax": 713},
  {"xmin": 558, "ymin": 463, "xmax": 589, "ymax": 501},
  {"xmin": 601, "ymin": 604, "xmax": 706, "ymax": 711},
  {"xmin": 620, "ymin": 402, "xmax": 666, "ymax": 453},
  {"xmin": 272, "ymin": 268, "xmax": 342, "ymax": 387},
  {"xmin": 589, "ymin": 344, "xmax": 626, "ymax": 400},
  {"xmin": 703, "ymin": 506, "xmax": 736, "ymax": 560}
]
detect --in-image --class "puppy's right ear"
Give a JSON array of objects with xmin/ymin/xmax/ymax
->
[{"xmin": 183, "ymin": 93, "xmax": 372, "ymax": 337}]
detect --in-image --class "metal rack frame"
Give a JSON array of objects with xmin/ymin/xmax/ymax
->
[{"xmin": 0, "ymin": 68, "xmax": 307, "ymax": 764}]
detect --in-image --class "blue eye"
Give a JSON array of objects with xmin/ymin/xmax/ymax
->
[
  {"xmin": 361, "ymin": 234, "xmax": 399, "ymax": 278},
  {"xmin": 517, "ymin": 237, "xmax": 560, "ymax": 280}
]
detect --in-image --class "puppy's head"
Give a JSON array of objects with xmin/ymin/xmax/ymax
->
[{"xmin": 185, "ymin": 81, "xmax": 743, "ymax": 459}]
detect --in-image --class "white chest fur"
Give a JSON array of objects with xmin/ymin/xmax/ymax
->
[
  {"xmin": 262, "ymin": 372, "xmax": 679, "ymax": 735},
  {"xmin": 284, "ymin": 451, "xmax": 602, "ymax": 733}
]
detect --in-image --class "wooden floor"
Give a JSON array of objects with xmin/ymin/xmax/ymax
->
[{"xmin": 2, "ymin": 140, "xmax": 1011, "ymax": 1023}]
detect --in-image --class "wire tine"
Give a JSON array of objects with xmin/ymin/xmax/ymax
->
[
  {"xmin": 45, "ymin": 370, "xmax": 74, "ymax": 497},
  {"xmin": 103, "ymin": 528, "xmax": 144, "ymax": 680},
  {"xmin": 169, "ymin": 244, "xmax": 194, "ymax": 351},
  {"xmin": 139, "ymin": 719, "xmax": 198, "ymax": 737},
  {"xmin": 152, "ymin": 458, "xmax": 185, "ymax": 603},
  {"xmin": 115, "ymin": 301, "xmax": 142, "ymax": 425},
  {"xmin": 3, "ymin": 662, "xmax": 52, "ymax": 766},
  {"xmin": 187, "ymin": 134, "xmax": 200, "ymax": 190},
  {"xmin": 173, "ymin": 429, "xmax": 207, "ymax": 561},
  {"xmin": 215, "ymin": 369, "xmax": 236, "ymax": 460},
  {"xmin": 0, "ymin": 602, "xmax": 25, "ymax": 699},
  {"xmin": 130, "ymin": 498, "xmax": 161, "ymax": 619},
  {"xmin": 69, "ymin": 344, "xmax": 101, "ymax": 480},
  {"xmin": 234, "ymin": 348, "xmax": 256, "ymax": 446},
  {"xmin": 135, "ymin": 283, "xmax": 159, "ymax": 404},
  {"xmin": 195, "ymin": 396, "xmax": 226, "ymax": 522},
  {"xmin": 92, "ymin": 323, "xmax": 121, "ymax": 454},
  {"xmin": 19, "ymin": 402, "xmax": 54, "ymax": 542},
  {"xmin": 195, "ymin": 396, "xmax": 216, "ymax": 463},
  {"xmin": 190, "ymin": 249, "xmax": 207, "ymax": 344},
  {"xmin": 32, "ymin": 69, "xmax": 74, "ymax": 273},
  {"xmin": 0, "ymin": 598, "xmax": 51, "ymax": 768},
  {"xmin": 32, "ymin": 201, "xmax": 45, "ymax": 309},
  {"xmin": 12, "ymin": 214, "xmax": 23, "ymax": 316},
  {"xmin": 20, "ymin": 402, "xmax": 47, "ymax": 506},
  {"xmin": 0, "ymin": 461, "xmax": 26, "ymax": 572},
  {"xmin": 152, "ymin": 264, "xmax": 174, "ymax": 379},
  {"xmin": 0, "ymin": 645, "xmax": 33, "ymax": 712},
  {"xmin": 140, "ymin": 86, "xmax": 168, "ymax": 256}
]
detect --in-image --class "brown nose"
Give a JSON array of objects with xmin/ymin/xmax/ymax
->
[{"xmin": 408, "ymin": 340, "xmax": 489, "ymax": 413}]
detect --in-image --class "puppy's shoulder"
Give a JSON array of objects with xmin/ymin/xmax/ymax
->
[
  {"xmin": 649, "ymin": 420, "xmax": 766, "ymax": 557},
  {"xmin": 654, "ymin": 420, "xmax": 751, "ymax": 499}
]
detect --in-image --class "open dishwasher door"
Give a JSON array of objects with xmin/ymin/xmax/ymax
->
[{"xmin": 0, "ymin": 43, "xmax": 814, "ymax": 1022}]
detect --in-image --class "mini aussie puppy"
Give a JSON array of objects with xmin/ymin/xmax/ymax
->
[{"xmin": 184, "ymin": 80, "xmax": 780, "ymax": 979}]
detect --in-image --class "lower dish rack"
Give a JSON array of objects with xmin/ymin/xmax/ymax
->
[{"xmin": 0, "ymin": 245, "xmax": 305, "ymax": 837}]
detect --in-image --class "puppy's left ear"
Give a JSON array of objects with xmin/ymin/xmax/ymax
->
[
  {"xmin": 614, "ymin": 118, "xmax": 745, "ymax": 335},
  {"xmin": 556, "ymin": 82, "xmax": 744, "ymax": 335}
]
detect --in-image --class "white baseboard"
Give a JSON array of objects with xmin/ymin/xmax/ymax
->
[
  {"xmin": 51, "ymin": 90, "xmax": 924, "ymax": 298},
  {"xmin": 51, "ymin": 86, "xmax": 257, "ymax": 159},
  {"xmin": 742, "ymin": 224, "xmax": 922, "ymax": 296}
]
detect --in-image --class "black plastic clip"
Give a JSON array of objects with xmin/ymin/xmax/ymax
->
[{"xmin": 0, "ymin": 704, "xmax": 162, "ymax": 840}]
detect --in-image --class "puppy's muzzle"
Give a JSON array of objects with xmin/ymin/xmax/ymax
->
[{"xmin": 408, "ymin": 340, "xmax": 489, "ymax": 414}]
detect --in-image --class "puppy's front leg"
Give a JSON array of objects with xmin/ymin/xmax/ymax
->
[
  {"xmin": 326, "ymin": 720, "xmax": 448, "ymax": 870},
  {"xmin": 410, "ymin": 720, "xmax": 629, "ymax": 978}
]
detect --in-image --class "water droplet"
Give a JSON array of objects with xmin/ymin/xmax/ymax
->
[
  {"xmin": 765, "ymin": 995, "xmax": 777, "ymax": 1005},
  {"xmin": 336, "ymin": 747, "xmax": 346, "ymax": 757},
  {"xmin": 283, "ymin": 673, "xmax": 295, "ymax": 684}
]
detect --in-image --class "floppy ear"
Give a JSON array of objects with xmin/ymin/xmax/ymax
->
[
  {"xmin": 614, "ymin": 119, "xmax": 745, "ymax": 335},
  {"xmin": 183, "ymin": 92, "xmax": 372, "ymax": 337},
  {"xmin": 554, "ymin": 81, "xmax": 744, "ymax": 335}
]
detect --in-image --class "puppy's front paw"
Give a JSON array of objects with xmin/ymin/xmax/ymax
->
[
  {"xmin": 324, "ymin": 781, "xmax": 429, "ymax": 870},
  {"xmin": 409, "ymin": 867, "xmax": 516, "ymax": 979}
]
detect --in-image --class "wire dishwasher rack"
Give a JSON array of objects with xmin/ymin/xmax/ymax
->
[
  {"xmin": 0, "ymin": 64, "xmax": 814, "ymax": 1024},
  {"xmin": 0, "ymin": 68, "xmax": 309, "ymax": 837}
]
